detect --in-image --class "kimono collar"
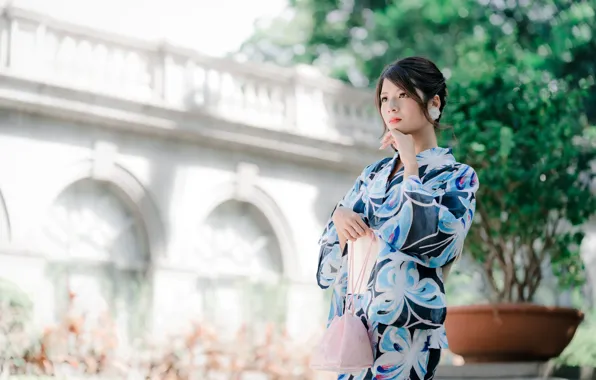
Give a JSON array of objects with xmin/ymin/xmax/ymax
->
[{"xmin": 393, "ymin": 146, "xmax": 456, "ymax": 169}]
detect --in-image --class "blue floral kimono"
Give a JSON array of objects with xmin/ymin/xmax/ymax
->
[{"xmin": 317, "ymin": 147, "xmax": 479, "ymax": 380}]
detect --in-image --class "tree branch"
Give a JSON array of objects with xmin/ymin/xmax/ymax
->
[
  {"xmin": 542, "ymin": 212, "xmax": 560, "ymax": 262},
  {"xmin": 484, "ymin": 253, "xmax": 501, "ymax": 299},
  {"xmin": 524, "ymin": 233, "xmax": 542, "ymax": 302},
  {"xmin": 477, "ymin": 200, "xmax": 516, "ymax": 301},
  {"xmin": 477, "ymin": 201, "xmax": 508, "ymax": 269}
]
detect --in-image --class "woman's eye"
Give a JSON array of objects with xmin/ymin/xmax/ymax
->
[
  {"xmin": 380, "ymin": 96, "xmax": 388, "ymax": 102},
  {"xmin": 399, "ymin": 93, "xmax": 408, "ymax": 98}
]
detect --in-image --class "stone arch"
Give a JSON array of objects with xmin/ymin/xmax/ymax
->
[
  {"xmin": 201, "ymin": 199, "xmax": 283, "ymax": 279},
  {"xmin": 47, "ymin": 159, "xmax": 165, "ymax": 260},
  {"xmin": 42, "ymin": 172, "xmax": 155, "ymax": 342},
  {"xmin": 197, "ymin": 186, "xmax": 294, "ymax": 337},
  {"xmin": 199, "ymin": 181, "xmax": 297, "ymax": 281},
  {"xmin": 44, "ymin": 178, "xmax": 150, "ymax": 267}
]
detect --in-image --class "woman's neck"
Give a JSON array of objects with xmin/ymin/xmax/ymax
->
[{"xmin": 412, "ymin": 126, "xmax": 439, "ymax": 154}]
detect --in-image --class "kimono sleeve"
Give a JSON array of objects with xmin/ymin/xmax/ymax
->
[
  {"xmin": 377, "ymin": 164, "xmax": 479, "ymax": 268},
  {"xmin": 316, "ymin": 162, "xmax": 376, "ymax": 289}
]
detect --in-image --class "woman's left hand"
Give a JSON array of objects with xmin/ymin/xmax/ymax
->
[
  {"xmin": 385, "ymin": 128, "xmax": 420, "ymax": 177},
  {"xmin": 379, "ymin": 131, "xmax": 398, "ymax": 151},
  {"xmin": 388, "ymin": 128, "xmax": 416, "ymax": 164}
]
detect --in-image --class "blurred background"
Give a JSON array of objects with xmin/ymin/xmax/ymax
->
[{"xmin": 0, "ymin": 0, "xmax": 595, "ymax": 378}]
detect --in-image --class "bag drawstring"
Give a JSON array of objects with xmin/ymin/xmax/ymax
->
[{"xmin": 345, "ymin": 236, "xmax": 376, "ymax": 315}]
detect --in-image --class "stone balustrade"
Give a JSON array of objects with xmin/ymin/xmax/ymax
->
[{"xmin": 0, "ymin": 6, "xmax": 380, "ymax": 145}]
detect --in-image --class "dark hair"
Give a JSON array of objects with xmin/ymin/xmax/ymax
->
[{"xmin": 374, "ymin": 56, "xmax": 448, "ymax": 132}]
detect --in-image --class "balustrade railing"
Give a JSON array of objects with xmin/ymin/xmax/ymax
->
[{"xmin": 0, "ymin": 6, "xmax": 380, "ymax": 144}]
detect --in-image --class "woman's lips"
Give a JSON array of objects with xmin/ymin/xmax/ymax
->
[{"xmin": 389, "ymin": 118, "xmax": 402, "ymax": 124}]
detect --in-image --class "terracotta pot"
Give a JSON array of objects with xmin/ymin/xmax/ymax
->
[{"xmin": 445, "ymin": 303, "xmax": 584, "ymax": 363}]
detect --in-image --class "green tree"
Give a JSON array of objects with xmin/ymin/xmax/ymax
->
[{"xmin": 447, "ymin": 34, "xmax": 596, "ymax": 301}]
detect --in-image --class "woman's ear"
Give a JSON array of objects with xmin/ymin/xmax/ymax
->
[{"xmin": 431, "ymin": 94, "xmax": 441, "ymax": 109}]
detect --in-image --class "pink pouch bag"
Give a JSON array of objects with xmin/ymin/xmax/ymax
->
[{"xmin": 310, "ymin": 237, "xmax": 375, "ymax": 374}]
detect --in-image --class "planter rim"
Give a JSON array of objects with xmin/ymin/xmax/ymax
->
[{"xmin": 448, "ymin": 303, "xmax": 584, "ymax": 319}]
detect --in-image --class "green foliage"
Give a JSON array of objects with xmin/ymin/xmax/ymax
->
[
  {"xmin": 554, "ymin": 311, "xmax": 596, "ymax": 367},
  {"xmin": 444, "ymin": 266, "xmax": 487, "ymax": 306},
  {"xmin": 446, "ymin": 32, "xmax": 596, "ymax": 301},
  {"xmin": 242, "ymin": 0, "xmax": 596, "ymax": 95},
  {"xmin": 0, "ymin": 278, "xmax": 33, "ymax": 327},
  {"xmin": 242, "ymin": 0, "xmax": 596, "ymax": 303},
  {"xmin": 0, "ymin": 279, "xmax": 34, "ymax": 373}
]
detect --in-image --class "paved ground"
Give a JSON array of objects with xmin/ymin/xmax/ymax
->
[{"xmin": 434, "ymin": 361, "xmax": 596, "ymax": 380}]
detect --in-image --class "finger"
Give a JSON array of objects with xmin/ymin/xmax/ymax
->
[
  {"xmin": 354, "ymin": 218, "xmax": 370, "ymax": 234},
  {"xmin": 385, "ymin": 134, "xmax": 395, "ymax": 146},
  {"xmin": 344, "ymin": 231, "xmax": 356, "ymax": 241},
  {"xmin": 388, "ymin": 135, "xmax": 401, "ymax": 150},
  {"xmin": 380, "ymin": 134, "xmax": 395, "ymax": 149},
  {"xmin": 379, "ymin": 134, "xmax": 391, "ymax": 149},
  {"xmin": 349, "ymin": 220, "xmax": 366, "ymax": 236},
  {"xmin": 344, "ymin": 226, "xmax": 358, "ymax": 241}
]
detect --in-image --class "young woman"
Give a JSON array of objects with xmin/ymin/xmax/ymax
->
[{"xmin": 316, "ymin": 57, "xmax": 479, "ymax": 380}]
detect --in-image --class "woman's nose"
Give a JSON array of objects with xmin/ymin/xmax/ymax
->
[{"xmin": 388, "ymin": 97, "xmax": 399, "ymax": 112}]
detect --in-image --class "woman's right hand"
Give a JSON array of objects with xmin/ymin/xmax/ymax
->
[{"xmin": 332, "ymin": 206, "xmax": 372, "ymax": 241}]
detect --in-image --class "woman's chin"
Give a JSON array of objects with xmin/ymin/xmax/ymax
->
[{"xmin": 394, "ymin": 125, "xmax": 413, "ymax": 134}]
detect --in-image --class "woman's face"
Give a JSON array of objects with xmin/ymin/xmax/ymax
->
[{"xmin": 379, "ymin": 78, "xmax": 434, "ymax": 135}]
